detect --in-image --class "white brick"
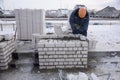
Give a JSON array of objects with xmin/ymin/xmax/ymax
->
[
  {"xmin": 48, "ymin": 48, "xmax": 53, "ymax": 51},
  {"xmin": 83, "ymin": 62, "xmax": 87, "ymax": 65},
  {"xmin": 44, "ymin": 55, "xmax": 48, "ymax": 58},
  {"xmin": 64, "ymin": 62, "xmax": 68, "ymax": 65},
  {"xmin": 48, "ymin": 62, "xmax": 54, "ymax": 65},
  {"xmin": 75, "ymin": 58, "xmax": 80, "ymax": 61},
  {"xmin": 53, "ymin": 48, "xmax": 58, "ymax": 51},
  {"xmin": 43, "ymin": 48, "xmax": 47, "ymax": 51},
  {"xmin": 76, "ymin": 51, "xmax": 81, "ymax": 54},
  {"xmin": 54, "ymin": 62, "xmax": 58, "ymax": 65},
  {"xmin": 38, "ymin": 48, "xmax": 43, "ymax": 51},
  {"xmin": 77, "ymin": 47, "xmax": 82, "ymax": 50},
  {"xmin": 64, "ymin": 48, "xmax": 68, "ymax": 51},
  {"xmin": 59, "ymin": 62, "xmax": 64, "ymax": 65},
  {"xmin": 82, "ymin": 41, "xmax": 88, "ymax": 47},
  {"xmin": 81, "ymin": 58, "xmax": 87, "ymax": 61},
  {"xmin": 78, "ymin": 62, "xmax": 82, "ymax": 65},
  {"xmin": 55, "ymin": 43, "xmax": 65, "ymax": 47},
  {"xmin": 58, "ymin": 48, "xmax": 63, "ymax": 51},
  {"xmin": 80, "ymin": 35, "xmax": 87, "ymax": 41},
  {"xmin": 39, "ymin": 52, "xmax": 45, "ymax": 55},
  {"xmin": 39, "ymin": 56, "xmax": 43, "ymax": 58},
  {"xmin": 66, "ymin": 42, "xmax": 75, "ymax": 47},
  {"xmin": 37, "ymin": 43, "xmax": 45, "ymax": 48},
  {"xmin": 83, "ymin": 55, "xmax": 88, "ymax": 57},
  {"xmin": 45, "ymin": 43, "xmax": 54, "ymax": 47},
  {"xmin": 39, "ymin": 66, "xmax": 46, "ymax": 69},
  {"xmin": 81, "ymin": 51, "xmax": 88, "ymax": 54},
  {"xmin": 78, "ymin": 55, "xmax": 82, "ymax": 58},
  {"xmin": 66, "ymin": 51, "xmax": 74, "ymax": 54},
  {"xmin": 56, "ymin": 51, "xmax": 65, "ymax": 54},
  {"xmin": 73, "ymin": 47, "xmax": 77, "ymax": 51},
  {"xmin": 47, "ymin": 66, "xmax": 55, "ymax": 69},
  {"xmin": 46, "ymin": 51, "xmax": 55, "ymax": 54},
  {"xmin": 83, "ymin": 47, "xmax": 88, "ymax": 51}
]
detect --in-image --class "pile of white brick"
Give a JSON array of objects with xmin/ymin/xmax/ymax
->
[
  {"xmin": 37, "ymin": 34, "xmax": 88, "ymax": 69},
  {"xmin": 0, "ymin": 39, "xmax": 15, "ymax": 70}
]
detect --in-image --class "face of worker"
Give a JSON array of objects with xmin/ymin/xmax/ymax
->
[{"xmin": 78, "ymin": 7, "xmax": 87, "ymax": 18}]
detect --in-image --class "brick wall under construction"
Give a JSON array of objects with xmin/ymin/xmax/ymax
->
[{"xmin": 37, "ymin": 34, "xmax": 88, "ymax": 69}]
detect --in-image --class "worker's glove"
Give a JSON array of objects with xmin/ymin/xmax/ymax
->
[{"xmin": 74, "ymin": 24, "xmax": 81, "ymax": 30}]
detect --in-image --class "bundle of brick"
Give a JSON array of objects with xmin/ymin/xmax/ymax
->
[
  {"xmin": 37, "ymin": 34, "xmax": 88, "ymax": 69},
  {"xmin": 0, "ymin": 39, "xmax": 15, "ymax": 70}
]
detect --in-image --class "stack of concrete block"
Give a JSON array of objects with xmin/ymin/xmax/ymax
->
[
  {"xmin": 0, "ymin": 39, "xmax": 15, "ymax": 70},
  {"xmin": 37, "ymin": 34, "xmax": 88, "ymax": 69},
  {"xmin": 15, "ymin": 9, "xmax": 45, "ymax": 40}
]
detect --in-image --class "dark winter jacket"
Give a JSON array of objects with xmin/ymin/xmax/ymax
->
[{"xmin": 69, "ymin": 8, "xmax": 89, "ymax": 36}]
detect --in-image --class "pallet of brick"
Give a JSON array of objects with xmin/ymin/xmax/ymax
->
[
  {"xmin": 15, "ymin": 9, "xmax": 45, "ymax": 40},
  {"xmin": 37, "ymin": 34, "xmax": 88, "ymax": 69},
  {"xmin": 0, "ymin": 39, "xmax": 15, "ymax": 70}
]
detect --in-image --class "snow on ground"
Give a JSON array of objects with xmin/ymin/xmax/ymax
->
[{"xmin": 88, "ymin": 24, "xmax": 120, "ymax": 52}]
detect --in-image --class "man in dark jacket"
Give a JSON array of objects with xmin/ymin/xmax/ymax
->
[{"xmin": 69, "ymin": 6, "xmax": 89, "ymax": 36}]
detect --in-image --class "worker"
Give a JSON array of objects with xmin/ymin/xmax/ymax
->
[{"xmin": 69, "ymin": 6, "xmax": 89, "ymax": 36}]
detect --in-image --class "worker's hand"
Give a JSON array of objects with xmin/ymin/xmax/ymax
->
[{"xmin": 74, "ymin": 24, "xmax": 81, "ymax": 29}]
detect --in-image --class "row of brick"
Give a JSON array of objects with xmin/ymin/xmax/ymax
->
[
  {"xmin": 38, "ymin": 34, "xmax": 87, "ymax": 41},
  {"xmin": 37, "ymin": 40, "xmax": 88, "ymax": 48},
  {"xmin": 0, "ymin": 39, "xmax": 15, "ymax": 70}
]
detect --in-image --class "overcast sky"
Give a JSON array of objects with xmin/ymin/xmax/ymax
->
[{"xmin": 1, "ymin": 0, "xmax": 120, "ymax": 10}]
